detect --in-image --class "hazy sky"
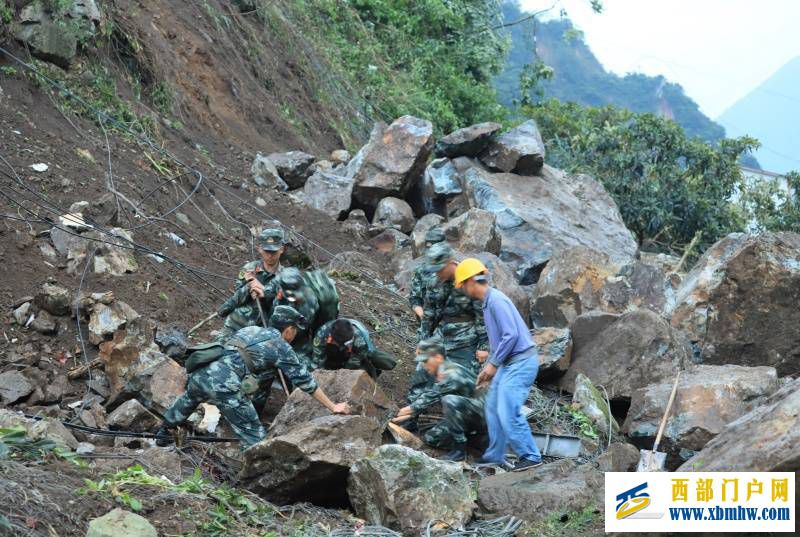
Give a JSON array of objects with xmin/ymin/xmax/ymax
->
[{"xmin": 519, "ymin": 0, "xmax": 800, "ymax": 118}]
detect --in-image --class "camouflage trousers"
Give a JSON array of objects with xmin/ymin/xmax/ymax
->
[
  {"xmin": 423, "ymin": 394, "xmax": 485, "ymax": 448},
  {"xmin": 162, "ymin": 373, "xmax": 266, "ymax": 449},
  {"xmin": 446, "ymin": 344, "xmax": 480, "ymax": 378}
]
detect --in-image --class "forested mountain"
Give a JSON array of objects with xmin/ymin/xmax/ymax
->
[
  {"xmin": 718, "ymin": 57, "xmax": 800, "ymax": 174},
  {"xmin": 494, "ymin": 1, "xmax": 725, "ymax": 142}
]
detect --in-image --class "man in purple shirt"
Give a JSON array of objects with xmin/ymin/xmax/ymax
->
[{"xmin": 455, "ymin": 258, "xmax": 543, "ymax": 471}]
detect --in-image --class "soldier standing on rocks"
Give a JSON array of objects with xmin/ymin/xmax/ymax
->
[
  {"xmin": 157, "ymin": 306, "xmax": 350, "ymax": 449},
  {"xmin": 310, "ymin": 317, "xmax": 397, "ymax": 378},
  {"xmin": 408, "ymin": 227, "xmax": 446, "ymax": 321},
  {"xmin": 393, "ymin": 336, "xmax": 485, "ymax": 462},
  {"xmin": 215, "ymin": 227, "xmax": 286, "ymax": 341}
]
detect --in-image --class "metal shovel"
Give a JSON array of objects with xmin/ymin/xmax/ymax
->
[{"xmin": 637, "ymin": 371, "xmax": 681, "ymax": 472}]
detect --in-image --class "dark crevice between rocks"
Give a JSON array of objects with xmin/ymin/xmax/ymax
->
[{"xmin": 610, "ymin": 396, "xmax": 631, "ymax": 425}]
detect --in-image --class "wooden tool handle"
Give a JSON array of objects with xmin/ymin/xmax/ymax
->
[{"xmin": 653, "ymin": 371, "xmax": 681, "ymax": 452}]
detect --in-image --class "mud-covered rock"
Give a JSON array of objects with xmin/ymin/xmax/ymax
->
[
  {"xmin": 106, "ymin": 399, "xmax": 160, "ymax": 433},
  {"xmin": 534, "ymin": 327, "xmax": 572, "ymax": 381},
  {"xmin": 370, "ymin": 228, "xmax": 410, "ymax": 254},
  {"xmin": 441, "ymin": 208, "xmax": 501, "ymax": 255},
  {"xmin": 559, "ymin": 309, "xmax": 691, "ymax": 400},
  {"xmin": 348, "ymin": 445, "xmax": 475, "ymax": 535},
  {"xmin": 266, "ymin": 151, "xmax": 315, "ymax": 189},
  {"xmin": 669, "ymin": 232, "xmax": 800, "ymax": 375},
  {"xmin": 348, "ymin": 117, "xmax": 434, "ymax": 209},
  {"xmin": 269, "ymin": 370, "xmax": 396, "ymax": 437},
  {"xmin": 87, "ymin": 508, "xmax": 156, "ymax": 537},
  {"xmin": 35, "ymin": 283, "xmax": 71, "ymax": 316},
  {"xmin": 478, "ymin": 120, "xmax": 545, "ymax": 175},
  {"xmin": 251, "ymin": 153, "xmax": 288, "ymax": 190},
  {"xmin": 435, "ymin": 122, "xmax": 502, "ymax": 158},
  {"xmin": 679, "ymin": 378, "xmax": 800, "ymax": 474},
  {"xmin": 373, "ymin": 197, "xmax": 415, "ymax": 234},
  {"xmin": 302, "ymin": 170, "xmax": 353, "ymax": 220},
  {"xmin": 463, "ymin": 165, "xmax": 637, "ymax": 283},
  {"xmin": 478, "ymin": 459, "xmax": 602, "ymax": 523},
  {"xmin": 330, "ymin": 149, "xmax": 351, "ymax": 165},
  {"xmin": 118, "ymin": 347, "xmax": 186, "ymax": 414},
  {"xmin": 624, "ymin": 364, "xmax": 779, "ymax": 468},
  {"xmin": 594, "ymin": 442, "xmax": 640, "ymax": 472},
  {"xmin": 242, "ymin": 415, "xmax": 382, "ymax": 504},
  {"xmin": 0, "ymin": 371, "xmax": 34, "ymax": 405},
  {"xmin": 30, "ymin": 310, "xmax": 58, "ymax": 335}
]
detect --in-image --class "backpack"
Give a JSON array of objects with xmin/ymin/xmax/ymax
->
[
  {"xmin": 303, "ymin": 269, "xmax": 340, "ymax": 331},
  {"xmin": 184, "ymin": 342, "xmax": 226, "ymax": 373}
]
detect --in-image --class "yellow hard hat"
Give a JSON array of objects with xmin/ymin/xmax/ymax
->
[{"xmin": 454, "ymin": 258, "xmax": 489, "ymax": 288}]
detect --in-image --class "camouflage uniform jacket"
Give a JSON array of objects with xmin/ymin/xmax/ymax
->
[
  {"xmin": 216, "ymin": 263, "xmax": 281, "ymax": 335},
  {"xmin": 408, "ymin": 265, "xmax": 433, "ymax": 309},
  {"xmin": 409, "ymin": 361, "xmax": 479, "ymax": 414},
  {"xmin": 271, "ymin": 288, "xmax": 320, "ymax": 362},
  {"xmin": 310, "ymin": 318, "xmax": 373, "ymax": 370},
  {"xmin": 420, "ymin": 279, "xmax": 488, "ymax": 352}
]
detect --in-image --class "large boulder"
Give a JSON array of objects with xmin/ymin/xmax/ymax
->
[
  {"xmin": 251, "ymin": 153, "xmax": 288, "ymax": 190},
  {"xmin": 410, "ymin": 213, "xmax": 444, "ymax": 257},
  {"xmin": 117, "ymin": 347, "xmax": 187, "ymax": 414},
  {"xmin": 463, "ymin": 165, "xmax": 637, "ymax": 283},
  {"xmin": 266, "ymin": 151, "xmax": 315, "ymax": 189},
  {"xmin": 441, "ymin": 208, "xmax": 501, "ymax": 255},
  {"xmin": 435, "ymin": 122, "xmax": 502, "ymax": 158},
  {"xmin": 373, "ymin": 197, "xmax": 415, "ymax": 234},
  {"xmin": 669, "ymin": 232, "xmax": 800, "ymax": 375},
  {"xmin": 679, "ymin": 378, "xmax": 800, "ymax": 476},
  {"xmin": 570, "ymin": 311, "xmax": 620, "ymax": 357},
  {"xmin": 348, "ymin": 117, "xmax": 434, "ymax": 210},
  {"xmin": 559, "ymin": 309, "xmax": 692, "ymax": 400},
  {"xmin": 478, "ymin": 120, "xmax": 545, "ymax": 175},
  {"xmin": 301, "ymin": 170, "xmax": 353, "ymax": 220},
  {"xmin": 571, "ymin": 373, "xmax": 618, "ymax": 436},
  {"xmin": 86, "ymin": 508, "xmax": 156, "ymax": 537},
  {"xmin": 474, "ymin": 252, "xmax": 529, "ymax": 322},
  {"xmin": 409, "ymin": 158, "xmax": 463, "ymax": 216},
  {"xmin": 348, "ymin": 445, "xmax": 475, "ymax": 535},
  {"xmin": 88, "ymin": 301, "xmax": 140, "ymax": 345},
  {"xmin": 242, "ymin": 415, "xmax": 382, "ymax": 504},
  {"xmin": 624, "ymin": 364, "xmax": 779, "ymax": 468},
  {"xmin": 51, "ymin": 226, "xmax": 138, "ymax": 276},
  {"xmin": 0, "ymin": 371, "xmax": 34, "ymax": 405},
  {"xmin": 478, "ymin": 459, "xmax": 602, "ymax": 524},
  {"xmin": 106, "ymin": 399, "xmax": 160, "ymax": 433},
  {"xmin": 269, "ymin": 370, "xmax": 396, "ymax": 437},
  {"xmin": 534, "ymin": 327, "xmax": 572, "ymax": 382},
  {"xmin": 369, "ymin": 228, "xmax": 410, "ymax": 254}
]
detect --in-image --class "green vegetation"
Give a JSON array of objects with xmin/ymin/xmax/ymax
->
[
  {"xmin": 279, "ymin": 0, "xmax": 509, "ymax": 132},
  {"xmin": 524, "ymin": 504, "xmax": 600, "ymax": 536},
  {"xmin": 737, "ymin": 171, "xmax": 800, "ymax": 232},
  {"xmin": 0, "ymin": 426, "xmax": 81, "ymax": 465},
  {"xmin": 566, "ymin": 406, "xmax": 598, "ymax": 440},
  {"xmin": 524, "ymin": 99, "xmax": 758, "ymax": 253},
  {"xmin": 0, "ymin": 0, "xmax": 12, "ymax": 24}
]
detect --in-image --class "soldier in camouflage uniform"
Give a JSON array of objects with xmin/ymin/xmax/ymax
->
[
  {"xmin": 418, "ymin": 242, "xmax": 488, "ymax": 376},
  {"xmin": 393, "ymin": 336, "xmax": 485, "ymax": 461},
  {"xmin": 215, "ymin": 228, "xmax": 286, "ymax": 341},
  {"xmin": 157, "ymin": 306, "xmax": 350, "ymax": 449},
  {"xmin": 409, "ymin": 227, "xmax": 446, "ymax": 321},
  {"xmin": 310, "ymin": 317, "xmax": 396, "ymax": 378},
  {"xmin": 270, "ymin": 267, "xmax": 319, "ymax": 367}
]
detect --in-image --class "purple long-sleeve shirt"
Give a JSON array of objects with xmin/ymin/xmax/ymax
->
[{"xmin": 482, "ymin": 287, "xmax": 534, "ymax": 367}]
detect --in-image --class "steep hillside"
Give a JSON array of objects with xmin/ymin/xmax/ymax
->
[
  {"xmin": 494, "ymin": 2, "xmax": 725, "ymax": 142},
  {"xmin": 718, "ymin": 56, "xmax": 800, "ymax": 174}
]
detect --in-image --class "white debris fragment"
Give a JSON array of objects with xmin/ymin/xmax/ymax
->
[
  {"xmin": 167, "ymin": 232, "xmax": 186, "ymax": 247},
  {"xmin": 59, "ymin": 212, "xmax": 92, "ymax": 231},
  {"xmin": 147, "ymin": 254, "xmax": 165, "ymax": 263},
  {"xmin": 29, "ymin": 163, "xmax": 48, "ymax": 172},
  {"xmin": 198, "ymin": 403, "xmax": 221, "ymax": 434}
]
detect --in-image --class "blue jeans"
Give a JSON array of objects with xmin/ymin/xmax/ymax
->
[{"xmin": 482, "ymin": 352, "xmax": 542, "ymax": 463}]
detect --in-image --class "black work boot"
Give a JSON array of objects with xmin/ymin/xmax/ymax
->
[
  {"xmin": 441, "ymin": 443, "xmax": 467, "ymax": 462},
  {"xmin": 155, "ymin": 424, "xmax": 175, "ymax": 447}
]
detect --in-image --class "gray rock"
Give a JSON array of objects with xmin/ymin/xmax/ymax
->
[
  {"xmin": 348, "ymin": 445, "xmax": 475, "ymax": 535},
  {"xmin": 533, "ymin": 327, "xmax": 572, "ymax": 382},
  {"xmin": 12, "ymin": 302, "xmax": 31, "ymax": 325},
  {"xmin": 462, "ymin": 165, "xmax": 638, "ymax": 283},
  {"xmin": 441, "ymin": 208, "xmax": 501, "ymax": 255},
  {"xmin": 107, "ymin": 399, "xmax": 160, "ymax": 432},
  {"xmin": 370, "ymin": 228, "xmax": 410, "ymax": 254},
  {"xmin": 594, "ymin": 442, "xmax": 640, "ymax": 472},
  {"xmin": 343, "ymin": 209, "xmax": 370, "ymax": 236},
  {"xmin": 435, "ymin": 122, "xmax": 502, "ymax": 158},
  {"xmin": 669, "ymin": 232, "xmax": 800, "ymax": 375},
  {"xmin": 624, "ymin": 364, "xmax": 779, "ymax": 469},
  {"xmin": 330, "ymin": 149, "xmax": 351, "ymax": 165},
  {"xmin": 0, "ymin": 371, "xmax": 34, "ymax": 404},
  {"xmin": 91, "ymin": 228, "xmax": 138, "ymax": 276},
  {"xmin": 269, "ymin": 370, "xmax": 396, "ymax": 438},
  {"xmin": 242, "ymin": 415, "xmax": 382, "ymax": 504},
  {"xmin": 251, "ymin": 153, "xmax": 288, "ymax": 190},
  {"xmin": 559, "ymin": 309, "xmax": 691, "ymax": 401},
  {"xmin": 88, "ymin": 301, "xmax": 140, "ymax": 345},
  {"xmin": 571, "ymin": 373, "xmax": 618, "ymax": 436},
  {"xmin": 410, "ymin": 213, "xmax": 444, "ymax": 257},
  {"xmin": 86, "ymin": 508, "xmax": 157, "ymax": 537},
  {"xmin": 348, "ymin": 117, "xmax": 434, "ymax": 209},
  {"xmin": 302, "ymin": 170, "xmax": 353, "ymax": 220},
  {"xmin": 154, "ymin": 327, "xmax": 189, "ymax": 359},
  {"xmin": 0, "ymin": 409, "xmax": 78, "ymax": 449},
  {"xmin": 373, "ymin": 197, "xmax": 415, "ymax": 234},
  {"xmin": 394, "ymin": 255, "xmax": 424, "ymax": 296},
  {"xmin": 266, "ymin": 151, "xmax": 315, "ymax": 189},
  {"xmin": 478, "ymin": 459, "xmax": 601, "ymax": 524},
  {"xmin": 35, "ymin": 282, "xmax": 71, "ymax": 316},
  {"xmin": 478, "ymin": 120, "xmax": 545, "ymax": 175},
  {"xmin": 117, "ymin": 347, "xmax": 186, "ymax": 414},
  {"xmin": 76, "ymin": 442, "xmax": 96, "ymax": 455},
  {"xmin": 31, "ymin": 310, "xmax": 57, "ymax": 335},
  {"xmin": 411, "ymin": 158, "xmax": 463, "ymax": 215},
  {"xmin": 570, "ymin": 311, "xmax": 620, "ymax": 357}
]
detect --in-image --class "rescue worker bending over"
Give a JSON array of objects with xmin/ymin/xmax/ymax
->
[{"xmin": 311, "ymin": 317, "xmax": 396, "ymax": 378}]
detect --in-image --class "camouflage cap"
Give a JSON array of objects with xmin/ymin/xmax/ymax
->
[
  {"xmin": 277, "ymin": 267, "xmax": 304, "ymax": 302},
  {"xmin": 424, "ymin": 227, "xmax": 446, "ymax": 248},
  {"xmin": 259, "ymin": 227, "xmax": 285, "ymax": 252},
  {"xmin": 423, "ymin": 241, "xmax": 455, "ymax": 274},
  {"xmin": 415, "ymin": 336, "xmax": 445, "ymax": 362},
  {"xmin": 269, "ymin": 304, "xmax": 308, "ymax": 331}
]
